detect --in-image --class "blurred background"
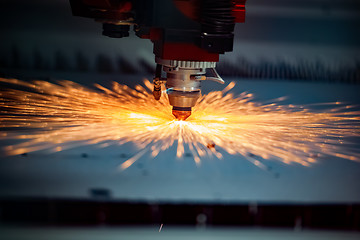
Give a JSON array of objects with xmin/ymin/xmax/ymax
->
[{"xmin": 0, "ymin": 0, "xmax": 360, "ymax": 239}]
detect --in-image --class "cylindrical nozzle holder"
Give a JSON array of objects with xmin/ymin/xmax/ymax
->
[
  {"xmin": 167, "ymin": 89, "xmax": 200, "ymax": 108},
  {"xmin": 163, "ymin": 67, "xmax": 204, "ymax": 109},
  {"xmin": 154, "ymin": 58, "xmax": 219, "ymax": 113}
]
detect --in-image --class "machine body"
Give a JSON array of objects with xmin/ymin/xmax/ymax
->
[{"xmin": 69, "ymin": 0, "xmax": 246, "ymax": 119}]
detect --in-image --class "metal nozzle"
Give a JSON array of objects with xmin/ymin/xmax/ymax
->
[
  {"xmin": 153, "ymin": 58, "xmax": 224, "ymax": 121},
  {"xmin": 162, "ymin": 66, "xmax": 203, "ymax": 121},
  {"xmin": 172, "ymin": 106, "xmax": 192, "ymax": 120}
]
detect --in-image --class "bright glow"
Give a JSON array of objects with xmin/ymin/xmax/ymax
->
[{"xmin": 0, "ymin": 78, "xmax": 359, "ymax": 170}]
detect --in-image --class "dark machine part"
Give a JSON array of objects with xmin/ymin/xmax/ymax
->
[
  {"xmin": 69, "ymin": 0, "xmax": 246, "ymax": 120},
  {"xmin": 102, "ymin": 23, "xmax": 130, "ymax": 38}
]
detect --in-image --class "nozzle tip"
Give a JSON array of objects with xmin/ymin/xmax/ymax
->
[{"xmin": 172, "ymin": 107, "xmax": 191, "ymax": 120}]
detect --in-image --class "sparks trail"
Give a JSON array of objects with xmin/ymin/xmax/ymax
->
[{"xmin": 0, "ymin": 78, "xmax": 360, "ymax": 169}]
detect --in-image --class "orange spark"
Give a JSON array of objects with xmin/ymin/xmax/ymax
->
[{"xmin": 0, "ymin": 77, "xmax": 359, "ymax": 170}]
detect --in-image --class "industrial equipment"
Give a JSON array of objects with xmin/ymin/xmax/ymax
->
[{"xmin": 69, "ymin": 0, "xmax": 246, "ymax": 120}]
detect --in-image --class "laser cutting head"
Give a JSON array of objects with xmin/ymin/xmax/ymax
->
[
  {"xmin": 154, "ymin": 58, "xmax": 224, "ymax": 120},
  {"xmin": 69, "ymin": 0, "xmax": 247, "ymax": 120}
]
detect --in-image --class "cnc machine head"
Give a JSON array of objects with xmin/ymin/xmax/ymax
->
[{"xmin": 69, "ymin": 0, "xmax": 246, "ymax": 120}]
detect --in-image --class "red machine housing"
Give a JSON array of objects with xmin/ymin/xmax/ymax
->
[{"xmin": 140, "ymin": 0, "xmax": 247, "ymax": 62}]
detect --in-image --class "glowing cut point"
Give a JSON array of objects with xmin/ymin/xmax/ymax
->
[{"xmin": 172, "ymin": 109, "xmax": 191, "ymax": 121}]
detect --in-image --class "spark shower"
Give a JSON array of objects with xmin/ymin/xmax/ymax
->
[{"xmin": 0, "ymin": 78, "xmax": 359, "ymax": 170}]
